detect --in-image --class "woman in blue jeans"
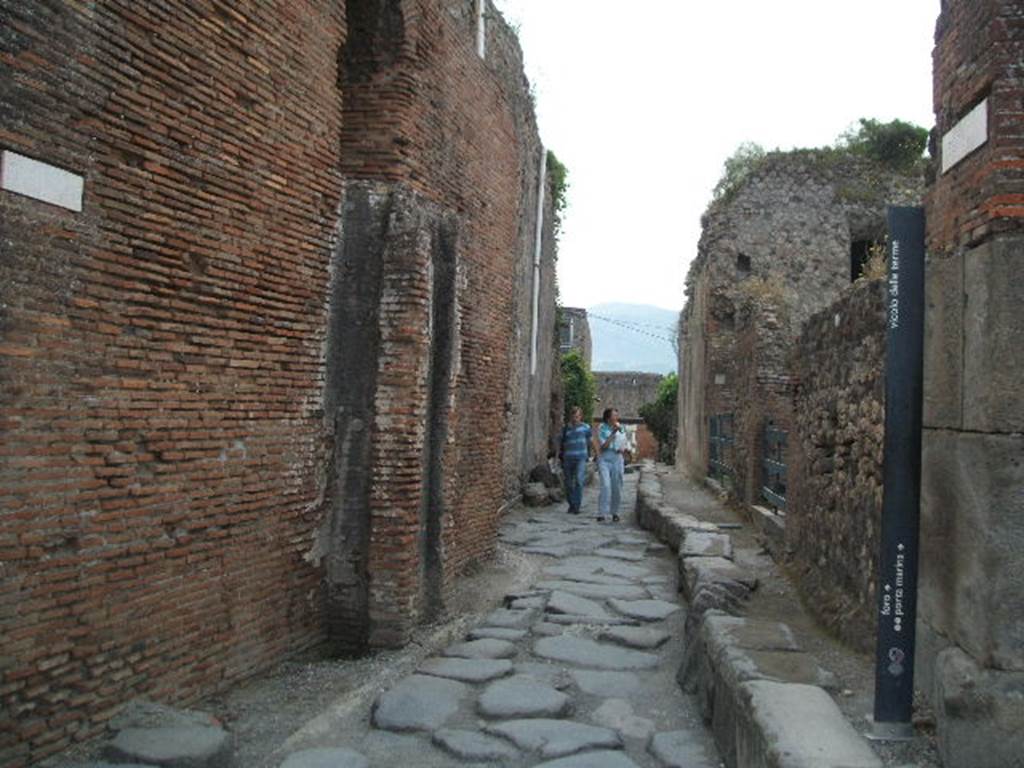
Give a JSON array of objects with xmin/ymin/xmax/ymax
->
[{"xmin": 594, "ymin": 407, "xmax": 626, "ymax": 522}]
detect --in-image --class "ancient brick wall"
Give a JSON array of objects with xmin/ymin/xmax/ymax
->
[
  {"xmin": 918, "ymin": 3, "xmax": 1024, "ymax": 764},
  {"xmin": 0, "ymin": 0, "xmax": 556, "ymax": 763},
  {"xmin": 787, "ymin": 280, "xmax": 887, "ymax": 652},
  {"xmin": 0, "ymin": 3, "xmax": 347, "ymax": 763}
]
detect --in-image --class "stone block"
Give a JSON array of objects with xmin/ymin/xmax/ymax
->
[
  {"xmin": 681, "ymin": 531, "xmax": 734, "ymax": 560},
  {"xmin": 735, "ymin": 681, "xmax": 882, "ymax": 768},
  {"xmin": 923, "ymin": 247, "xmax": 963, "ymax": 430},
  {"xmin": 934, "ymin": 646, "xmax": 1024, "ymax": 768},
  {"xmin": 921, "ymin": 430, "xmax": 1024, "ymax": 669},
  {"xmin": 963, "ymin": 236, "xmax": 1024, "ymax": 432}
]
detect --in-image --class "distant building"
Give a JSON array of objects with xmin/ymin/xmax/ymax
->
[
  {"xmin": 559, "ymin": 307, "xmax": 592, "ymax": 367},
  {"xmin": 593, "ymin": 371, "xmax": 664, "ymax": 461}
]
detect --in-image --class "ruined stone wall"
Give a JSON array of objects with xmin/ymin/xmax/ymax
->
[
  {"xmin": 918, "ymin": 2, "xmax": 1024, "ymax": 764},
  {"xmin": 676, "ymin": 151, "xmax": 921, "ymax": 484},
  {"xmin": 593, "ymin": 372, "xmax": 663, "ymax": 421},
  {"xmin": 559, "ymin": 307, "xmax": 593, "ymax": 368},
  {"xmin": 0, "ymin": 3, "xmax": 347, "ymax": 763},
  {"xmin": 730, "ymin": 298, "xmax": 796, "ymax": 506},
  {"xmin": 787, "ymin": 279, "xmax": 887, "ymax": 652},
  {"xmin": 0, "ymin": 0, "xmax": 555, "ymax": 762}
]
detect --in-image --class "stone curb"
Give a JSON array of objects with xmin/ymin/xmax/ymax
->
[{"xmin": 637, "ymin": 465, "xmax": 882, "ymax": 768}]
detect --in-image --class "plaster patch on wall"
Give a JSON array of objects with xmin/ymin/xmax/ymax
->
[{"xmin": 1, "ymin": 151, "xmax": 84, "ymax": 211}]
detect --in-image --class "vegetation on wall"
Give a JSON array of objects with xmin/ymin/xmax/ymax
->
[
  {"xmin": 547, "ymin": 150, "xmax": 569, "ymax": 243},
  {"xmin": 639, "ymin": 372, "xmax": 678, "ymax": 463},
  {"xmin": 836, "ymin": 118, "xmax": 929, "ymax": 172},
  {"xmin": 712, "ymin": 142, "xmax": 767, "ymax": 204},
  {"xmin": 561, "ymin": 349, "xmax": 596, "ymax": 423}
]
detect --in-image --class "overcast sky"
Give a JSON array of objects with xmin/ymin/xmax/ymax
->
[{"xmin": 492, "ymin": 1, "xmax": 939, "ymax": 312}]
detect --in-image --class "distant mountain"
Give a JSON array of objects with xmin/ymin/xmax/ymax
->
[{"xmin": 587, "ymin": 303, "xmax": 679, "ymax": 374}]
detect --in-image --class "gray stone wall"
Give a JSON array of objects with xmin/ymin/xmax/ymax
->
[
  {"xmin": 677, "ymin": 150, "xmax": 922, "ymax": 483},
  {"xmin": 559, "ymin": 307, "xmax": 592, "ymax": 368},
  {"xmin": 593, "ymin": 371, "xmax": 664, "ymax": 421},
  {"xmin": 787, "ymin": 279, "xmax": 887, "ymax": 652}
]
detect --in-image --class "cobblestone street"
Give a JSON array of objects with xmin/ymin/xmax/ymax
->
[{"xmin": 264, "ymin": 472, "xmax": 719, "ymax": 768}]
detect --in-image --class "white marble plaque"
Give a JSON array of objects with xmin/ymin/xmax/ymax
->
[
  {"xmin": 941, "ymin": 99, "xmax": 988, "ymax": 174},
  {"xmin": 1, "ymin": 150, "xmax": 84, "ymax": 211}
]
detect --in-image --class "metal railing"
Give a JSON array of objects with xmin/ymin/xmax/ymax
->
[
  {"xmin": 708, "ymin": 413, "xmax": 735, "ymax": 482},
  {"xmin": 761, "ymin": 422, "xmax": 788, "ymax": 511}
]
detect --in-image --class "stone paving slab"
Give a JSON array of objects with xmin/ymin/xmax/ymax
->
[
  {"xmin": 536, "ymin": 580, "xmax": 650, "ymax": 601},
  {"xmin": 431, "ymin": 729, "xmax": 520, "ymax": 761},
  {"xmin": 553, "ymin": 556, "xmax": 651, "ymax": 580},
  {"xmin": 599, "ymin": 625, "xmax": 672, "ymax": 650},
  {"xmin": 546, "ymin": 590, "xmax": 613, "ymax": 619},
  {"xmin": 104, "ymin": 726, "xmax": 232, "ymax": 768},
  {"xmin": 371, "ymin": 675, "xmax": 468, "ymax": 733},
  {"xmin": 485, "ymin": 608, "xmax": 537, "ymax": 628},
  {"xmin": 681, "ymin": 531, "xmax": 734, "ymax": 560},
  {"xmin": 534, "ymin": 751, "xmax": 641, "ymax": 768},
  {"xmin": 278, "ymin": 748, "xmax": 370, "ymax": 768},
  {"xmin": 608, "ymin": 598, "xmax": 680, "ymax": 622},
  {"xmin": 417, "ymin": 657, "xmax": 513, "ymax": 683},
  {"xmin": 483, "ymin": 719, "xmax": 623, "ymax": 758},
  {"xmin": 592, "ymin": 698, "xmax": 656, "ymax": 739},
  {"xmin": 478, "ymin": 675, "xmax": 573, "ymax": 719},
  {"xmin": 541, "ymin": 567, "xmax": 637, "ymax": 586},
  {"xmin": 648, "ymin": 731, "xmax": 717, "ymax": 768},
  {"xmin": 514, "ymin": 662, "xmax": 573, "ymax": 689},
  {"xmin": 534, "ymin": 636, "xmax": 659, "ymax": 670},
  {"xmin": 593, "ymin": 547, "xmax": 647, "ymax": 562},
  {"xmin": 442, "ymin": 638, "xmax": 517, "ymax": 659}
]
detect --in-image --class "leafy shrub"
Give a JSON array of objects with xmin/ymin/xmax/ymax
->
[
  {"xmin": 639, "ymin": 372, "xmax": 678, "ymax": 463},
  {"xmin": 837, "ymin": 118, "xmax": 929, "ymax": 172},
  {"xmin": 561, "ymin": 349, "xmax": 595, "ymax": 424},
  {"xmin": 712, "ymin": 142, "xmax": 766, "ymax": 203}
]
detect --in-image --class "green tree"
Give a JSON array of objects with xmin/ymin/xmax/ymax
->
[
  {"xmin": 712, "ymin": 142, "xmax": 766, "ymax": 203},
  {"xmin": 837, "ymin": 118, "xmax": 929, "ymax": 171},
  {"xmin": 547, "ymin": 150, "xmax": 569, "ymax": 243},
  {"xmin": 639, "ymin": 372, "xmax": 678, "ymax": 463},
  {"xmin": 561, "ymin": 349, "xmax": 596, "ymax": 424}
]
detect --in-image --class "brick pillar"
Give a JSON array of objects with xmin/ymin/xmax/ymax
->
[{"xmin": 919, "ymin": 2, "xmax": 1024, "ymax": 765}]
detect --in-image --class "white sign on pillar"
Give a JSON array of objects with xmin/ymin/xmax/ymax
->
[
  {"xmin": 530, "ymin": 148, "xmax": 547, "ymax": 377},
  {"xmin": 476, "ymin": 0, "xmax": 487, "ymax": 59},
  {"xmin": 941, "ymin": 99, "xmax": 988, "ymax": 174},
  {"xmin": 1, "ymin": 150, "xmax": 84, "ymax": 212}
]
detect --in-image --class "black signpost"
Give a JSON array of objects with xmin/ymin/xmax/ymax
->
[{"xmin": 870, "ymin": 206, "xmax": 926, "ymax": 741}]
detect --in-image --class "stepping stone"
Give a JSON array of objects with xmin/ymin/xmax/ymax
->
[
  {"xmin": 469, "ymin": 627, "xmax": 528, "ymax": 642},
  {"xmin": 648, "ymin": 730, "xmax": 717, "ymax": 768},
  {"xmin": 485, "ymin": 608, "xmax": 536, "ymax": 628},
  {"xmin": 537, "ymin": 580, "xmax": 649, "ymax": 601},
  {"xmin": 534, "ymin": 752, "xmax": 641, "ymax": 768},
  {"xmin": 546, "ymin": 591, "xmax": 612, "ymax": 619},
  {"xmin": 432, "ymin": 729, "xmax": 520, "ymax": 761},
  {"xmin": 594, "ymin": 548, "xmax": 647, "ymax": 562},
  {"xmin": 372, "ymin": 674, "xmax": 467, "ymax": 732},
  {"xmin": 534, "ymin": 636, "xmax": 659, "ymax": 670},
  {"xmin": 483, "ymin": 719, "xmax": 622, "ymax": 758},
  {"xmin": 417, "ymin": 658, "xmax": 513, "ymax": 683},
  {"xmin": 478, "ymin": 675, "xmax": 573, "ymax": 718},
  {"xmin": 593, "ymin": 698, "xmax": 655, "ymax": 739},
  {"xmin": 104, "ymin": 726, "xmax": 231, "ymax": 767},
  {"xmin": 600, "ymin": 626, "xmax": 672, "ymax": 650},
  {"xmin": 279, "ymin": 748, "xmax": 370, "ymax": 768},
  {"xmin": 571, "ymin": 670, "xmax": 641, "ymax": 697},
  {"xmin": 609, "ymin": 598, "xmax": 680, "ymax": 622},
  {"xmin": 443, "ymin": 638, "xmax": 517, "ymax": 659}
]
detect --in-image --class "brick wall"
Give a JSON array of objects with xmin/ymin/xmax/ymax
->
[
  {"xmin": 0, "ymin": 0, "xmax": 555, "ymax": 763},
  {"xmin": 787, "ymin": 280, "xmax": 887, "ymax": 652},
  {"xmin": 926, "ymin": 0, "xmax": 1024, "ymax": 251},
  {"xmin": 0, "ymin": 3, "xmax": 347, "ymax": 763}
]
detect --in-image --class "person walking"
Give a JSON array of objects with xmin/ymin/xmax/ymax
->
[
  {"xmin": 558, "ymin": 406, "xmax": 592, "ymax": 515},
  {"xmin": 594, "ymin": 407, "xmax": 627, "ymax": 522}
]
